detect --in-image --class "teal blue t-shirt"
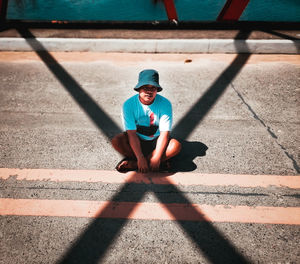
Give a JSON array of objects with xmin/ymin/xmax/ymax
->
[{"xmin": 122, "ymin": 94, "xmax": 172, "ymax": 140}]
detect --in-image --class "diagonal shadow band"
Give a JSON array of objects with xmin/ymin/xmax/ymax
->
[
  {"xmin": 154, "ymin": 181, "xmax": 250, "ymax": 264},
  {"xmin": 259, "ymin": 29, "xmax": 300, "ymax": 52},
  {"xmin": 259, "ymin": 29, "xmax": 300, "ymax": 41},
  {"xmin": 16, "ymin": 27, "xmax": 122, "ymax": 140},
  {"xmin": 172, "ymin": 30, "xmax": 252, "ymax": 139},
  {"xmin": 15, "ymin": 27, "xmax": 252, "ymax": 263},
  {"xmin": 58, "ymin": 178, "xmax": 146, "ymax": 264}
]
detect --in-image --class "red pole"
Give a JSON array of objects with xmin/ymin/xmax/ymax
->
[
  {"xmin": 163, "ymin": 0, "xmax": 178, "ymax": 21},
  {"xmin": 0, "ymin": 0, "xmax": 8, "ymax": 22},
  {"xmin": 217, "ymin": 0, "xmax": 250, "ymax": 21}
]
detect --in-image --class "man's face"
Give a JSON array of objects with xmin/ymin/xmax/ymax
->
[{"xmin": 138, "ymin": 85, "xmax": 158, "ymax": 105}]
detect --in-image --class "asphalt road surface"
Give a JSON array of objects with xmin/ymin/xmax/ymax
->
[{"xmin": 0, "ymin": 51, "xmax": 299, "ymax": 264}]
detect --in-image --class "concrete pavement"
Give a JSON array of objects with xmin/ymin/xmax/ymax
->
[
  {"xmin": 1, "ymin": 37, "xmax": 299, "ymax": 54},
  {"xmin": 0, "ymin": 49, "xmax": 299, "ymax": 263},
  {"xmin": 0, "ymin": 52, "xmax": 299, "ymax": 174},
  {"xmin": 0, "ymin": 26, "xmax": 299, "ymax": 54},
  {"xmin": 1, "ymin": 168, "xmax": 300, "ymax": 263}
]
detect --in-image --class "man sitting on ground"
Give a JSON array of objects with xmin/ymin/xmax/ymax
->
[{"xmin": 112, "ymin": 69, "xmax": 181, "ymax": 173}]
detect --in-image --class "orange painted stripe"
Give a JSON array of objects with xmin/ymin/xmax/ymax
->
[
  {"xmin": 1, "ymin": 168, "xmax": 299, "ymax": 188},
  {"xmin": 0, "ymin": 53, "xmax": 299, "ymax": 66},
  {"xmin": 0, "ymin": 198, "xmax": 299, "ymax": 225}
]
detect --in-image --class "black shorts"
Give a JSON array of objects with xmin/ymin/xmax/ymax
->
[
  {"xmin": 140, "ymin": 137, "xmax": 158, "ymax": 157},
  {"xmin": 124, "ymin": 132, "xmax": 158, "ymax": 157},
  {"xmin": 140, "ymin": 136, "xmax": 171, "ymax": 157}
]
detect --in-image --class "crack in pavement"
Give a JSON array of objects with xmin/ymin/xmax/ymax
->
[{"xmin": 230, "ymin": 83, "xmax": 300, "ymax": 174}]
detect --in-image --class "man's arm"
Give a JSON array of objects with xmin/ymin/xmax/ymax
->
[
  {"xmin": 150, "ymin": 131, "xmax": 169, "ymax": 171},
  {"xmin": 127, "ymin": 130, "xmax": 149, "ymax": 173}
]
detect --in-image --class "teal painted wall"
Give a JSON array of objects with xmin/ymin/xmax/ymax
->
[
  {"xmin": 6, "ymin": 0, "xmax": 300, "ymax": 22},
  {"xmin": 240, "ymin": 0, "xmax": 300, "ymax": 21}
]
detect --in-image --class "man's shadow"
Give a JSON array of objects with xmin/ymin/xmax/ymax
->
[{"xmin": 170, "ymin": 139, "xmax": 208, "ymax": 172}]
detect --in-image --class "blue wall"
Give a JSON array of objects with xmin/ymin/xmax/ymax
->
[
  {"xmin": 6, "ymin": 0, "xmax": 300, "ymax": 22},
  {"xmin": 240, "ymin": 0, "xmax": 300, "ymax": 21}
]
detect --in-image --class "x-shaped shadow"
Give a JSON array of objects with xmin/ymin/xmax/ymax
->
[
  {"xmin": 59, "ymin": 173, "xmax": 249, "ymax": 264},
  {"xmin": 16, "ymin": 27, "xmax": 252, "ymax": 263}
]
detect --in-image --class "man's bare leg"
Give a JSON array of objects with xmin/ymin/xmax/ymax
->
[
  {"xmin": 150, "ymin": 138, "xmax": 181, "ymax": 160},
  {"xmin": 163, "ymin": 138, "xmax": 182, "ymax": 160},
  {"xmin": 149, "ymin": 138, "xmax": 181, "ymax": 170},
  {"xmin": 111, "ymin": 133, "xmax": 138, "ymax": 171}
]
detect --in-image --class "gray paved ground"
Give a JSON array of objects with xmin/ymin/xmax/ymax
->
[
  {"xmin": 0, "ymin": 53, "xmax": 299, "ymax": 174},
  {"xmin": 0, "ymin": 50, "xmax": 299, "ymax": 264}
]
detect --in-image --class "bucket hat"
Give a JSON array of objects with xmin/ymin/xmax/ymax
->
[{"xmin": 134, "ymin": 69, "xmax": 162, "ymax": 92}]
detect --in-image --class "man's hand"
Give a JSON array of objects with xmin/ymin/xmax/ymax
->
[
  {"xmin": 137, "ymin": 156, "xmax": 149, "ymax": 173},
  {"xmin": 127, "ymin": 131, "xmax": 149, "ymax": 173},
  {"xmin": 150, "ymin": 155, "xmax": 161, "ymax": 171}
]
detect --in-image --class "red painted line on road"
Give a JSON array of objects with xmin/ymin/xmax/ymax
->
[
  {"xmin": 0, "ymin": 198, "xmax": 299, "ymax": 225},
  {"xmin": 217, "ymin": 0, "xmax": 250, "ymax": 21},
  {"xmin": 1, "ymin": 168, "xmax": 299, "ymax": 189}
]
